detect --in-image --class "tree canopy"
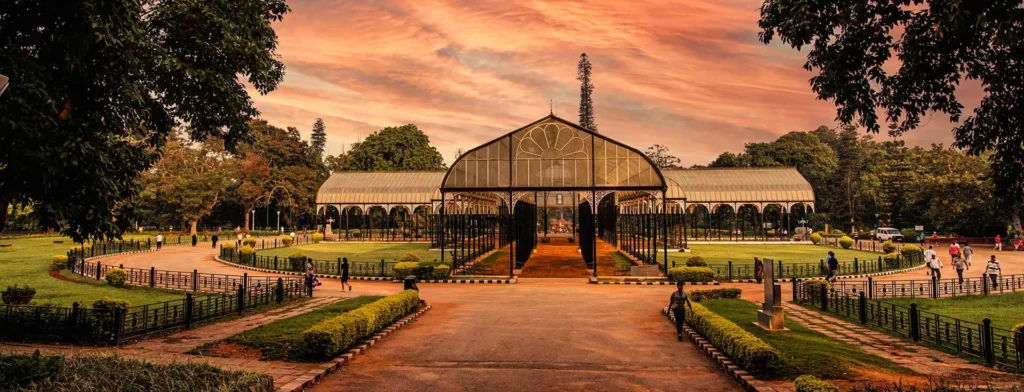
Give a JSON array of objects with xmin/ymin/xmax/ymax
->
[
  {"xmin": 0, "ymin": 0, "xmax": 290, "ymax": 241},
  {"xmin": 644, "ymin": 144, "xmax": 682, "ymax": 170},
  {"xmin": 347, "ymin": 125, "xmax": 446, "ymax": 171},
  {"xmin": 139, "ymin": 134, "xmax": 230, "ymax": 235},
  {"xmin": 577, "ymin": 53, "xmax": 597, "ymax": 132}
]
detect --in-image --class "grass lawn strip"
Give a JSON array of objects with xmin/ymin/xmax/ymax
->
[
  {"xmin": 673, "ymin": 244, "xmax": 881, "ymax": 267},
  {"xmin": 700, "ymin": 298, "xmax": 915, "ymax": 380},
  {"xmin": 0, "ymin": 237, "xmax": 184, "ymax": 306},
  {"xmin": 884, "ymin": 292, "xmax": 1024, "ymax": 330},
  {"xmin": 256, "ymin": 242, "xmax": 440, "ymax": 263},
  {"xmin": 194, "ymin": 296, "xmax": 383, "ymax": 361},
  {"xmin": 611, "ymin": 251, "xmax": 634, "ymax": 270}
]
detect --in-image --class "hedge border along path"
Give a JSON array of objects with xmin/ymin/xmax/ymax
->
[
  {"xmin": 727, "ymin": 262, "xmax": 927, "ymax": 283},
  {"xmin": 214, "ymin": 254, "xmax": 516, "ymax": 284},
  {"xmin": 662, "ymin": 307, "xmax": 767, "ymax": 392},
  {"xmin": 589, "ymin": 278, "xmax": 720, "ymax": 286},
  {"xmin": 278, "ymin": 302, "xmax": 432, "ymax": 392}
]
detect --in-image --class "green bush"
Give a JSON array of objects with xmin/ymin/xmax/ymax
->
[
  {"xmin": 398, "ymin": 252, "xmax": 422, "ymax": 263},
  {"xmin": 801, "ymin": 280, "xmax": 830, "ymax": 298},
  {"xmin": 882, "ymin": 240, "xmax": 897, "ymax": 254},
  {"xmin": 51, "ymin": 255, "xmax": 68, "ymax": 271},
  {"xmin": 413, "ymin": 260, "xmax": 435, "ymax": 278},
  {"xmin": 839, "ymin": 236, "xmax": 854, "ymax": 249},
  {"xmin": 105, "ymin": 268, "xmax": 128, "ymax": 288},
  {"xmin": 242, "ymin": 237, "xmax": 257, "ymax": 247},
  {"xmin": 667, "ymin": 267, "xmax": 715, "ymax": 282},
  {"xmin": 299, "ymin": 290, "xmax": 419, "ymax": 360},
  {"xmin": 92, "ymin": 297, "xmax": 131, "ymax": 310},
  {"xmin": 684, "ymin": 302, "xmax": 781, "ymax": 375},
  {"xmin": 688, "ymin": 288, "xmax": 742, "ymax": 302},
  {"xmin": 900, "ymin": 228, "xmax": 918, "ymax": 238},
  {"xmin": 900, "ymin": 244, "xmax": 922, "ymax": 262},
  {"xmin": 794, "ymin": 375, "xmax": 838, "ymax": 392},
  {"xmin": 348, "ymin": 229, "xmax": 361, "ymax": 238},
  {"xmin": 240, "ymin": 245, "xmax": 255, "ymax": 255},
  {"xmin": 281, "ymin": 236, "xmax": 294, "ymax": 247},
  {"xmin": 431, "ymin": 265, "xmax": 451, "ymax": 279},
  {"xmin": 1, "ymin": 284, "xmax": 36, "ymax": 305},
  {"xmin": 288, "ymin": 251, "xmax": 308, "ymax": 271},
  {"xmin": 0, "ymin": 352, "xmax": 273, "ymax": 391},
  {"xmin": 221, "ymin": 242, "xmax": 237, "ymax": 250},
  {"xmin": 809, "ymin": 232, "xmax": 822, "ymax": 244},
  {"xmin": 393, "ymin": 261, "xmax": 418, "ymax": 279},
  {"xmin": 312, "ymin": 233, "xmax": 324, "ymax": 243},
  {"xmin": 685, "ymin": 255, "xmax": 708, "ymax": 267},
  {"xmin": 883, "ymin": 252, "xmax": 899, "ymax": 267}
]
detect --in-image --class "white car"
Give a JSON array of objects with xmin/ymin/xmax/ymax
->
[{"xmin": 874, "ymin": 227, "xmax": 904, "ymax": 242}]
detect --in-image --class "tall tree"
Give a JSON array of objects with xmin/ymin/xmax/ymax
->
[
  {"xmin": 0, "ymin": 0, "xmax": 289, "ymax": 241},
  {"xmin": 758, "ymin": 0, "xmax": 1024, "ymax": 227},
  {"xmin": 644, "ymin": 144, "xmax": 682, "ymax": 169},
  {"xmin": 247, "ymin": 120, "xmax": 327, "ymax": 229},
  {"xmin": 577, "ymin": 53, "xmax": 597, "ymax": 132},
  {"xmin": 139, "ymin": 133, "xmax": 230, "ymax": 235},
  {"xmin": 347, "ymin": 125, "xmax": 446, "ymax": 171},
  {"xmin": 310, "ymin": 118, "xmax": 327, "ymax": 160},
  {"xmin": 324, "ymin": 153, "xmax": 350, "ymax": 173}
]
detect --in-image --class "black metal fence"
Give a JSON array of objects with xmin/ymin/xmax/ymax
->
[
  {"xmin": 221, "ymin": 247, "xmax": 402, "ymax": 278},
  {"xmin": 795, "ymin": 280, "xmax": 1023, "ymax": 372},
  {"xmin": 827, "ymin": 275, "xmax": 1024, "ymax": 299},
  {"xmin": 670, "ymin": 252, "xmax": 924, "ymax": 280}
]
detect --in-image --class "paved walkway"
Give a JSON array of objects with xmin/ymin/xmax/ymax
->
[{"xmin": 520, "ymin": 238, "xmax": 591, "ymax": 278}]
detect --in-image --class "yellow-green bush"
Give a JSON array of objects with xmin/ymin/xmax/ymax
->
[
  {"xmin": 92, "ymin": 297, "xmax": 131, "ymax": 310},
  {"xmin": 882, "ymin": 240, "xmax": 897, "ymax": 254},
  {"xmin": 51, "ymin": 255, "xmax": 69, "ymax": 271},
  {"xmin": 809, "ymin": 232, "xmax": 822, "ymax": 244},
  {"xmin": 685, "ymin": 302, "xmax": 781, "ymax": 375},
  {"xmin": 688, "ymin": 288, "xmax": 742, "ymax": 302},
  {"xmin": 299, "ymin": 290, "xmax": 419, "ymax": 360},
  {"xmin": 240, "ymin": 245, "xmax": 255, "ymax": 255},
  {"xmin": 288, "ymin": 251, "xmax": 307, "ymax": 271},
  {"xmin": 347, "ymin": 229, "xmax": 361, "ymax": 238},
  {"xmin": 432, "ymin": 265, "xmax": 451, "ymax": 279},
  {"xmin": 312, "ymin": 233, "xmax": 324, "ymax": 243},
  {"xmin": 685, "ymin": 255, "xmax": 708, "ymax": 267},
  {"xmin": 794, "ymin": 375, "xmax": 838, "ymax": 392},
  {"xmin": 839, "ymin": 236, "xmax": 854, "ymax": 249},
  {"xmin": 393, "ymin": 262, "xmax": 418, "ymax": 279},
  {"xmin": 801, "ymin": 280, "xmax": 829, "ymax": 299},
  {"xmin": 398, "ymin": 252, "xmax": 421, "ymax": 263},
  {"xmin": 221, "ymin": 242, "xmax": 237, "ymax": 250},
  {"xmin": 667, "ymin": 267, "xmax": 715, "ymax": 282},
  {"xmin": 900, "ymin": 244, "xmax": 922, "ymax": 262},
  {"xmin": 242, "ymin": 237, "xmax": 257, "ymax": 247},
  {"xmin": 281, "ymin": 236, "xmax": 294, "ymax": 247},
  {"xmin": 105, "ymin": 268, "xmax": 128, "ymax": 288},
  {"xmin": 883, "ymin": 252, "xmax": 899, "ymax": 267}
]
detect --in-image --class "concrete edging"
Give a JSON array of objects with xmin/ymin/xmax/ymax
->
[
  {"xmin": 213, "ymin": 255, "xmax": 516, "ymax": 284},
  {"xmin": 277, "ymin": 303, "xmax": 432, "ymax": 392},
  {"xmin": 661, "ymin": 307, "xmax": 761, "ymax": 392},
  {"xmin": 590, "ymin": 278, "xmax": 720, "ymax": 286}
]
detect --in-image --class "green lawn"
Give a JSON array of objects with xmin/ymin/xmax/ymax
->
[
  {"xmin": 701, "ymin": 298, "xmax": 915, "ymax": 380},
  {"xmin": 611, "ymin": 251, "xmax": 633, "ymax": 269},
  {"xmin": 256, "ymin": 242, "xmax": 441, "ymax": 263},
  {"xmin": 192, "ymin": 296, "xmax": 382, "ymax": 361},
  {"xmin": 475, "ymin": 250, "xmax": 507, "ymax": 268},
  {"xmin": 0, "ymin": 237, "xmax": 184, "ymax": 307},
  {"xmin": 884, "ymin": 292, "xmax": 1024, "ymax": 330},
  {"xmin": 671, "ymin": 244, "xmax": 881, "ymax": 267}
]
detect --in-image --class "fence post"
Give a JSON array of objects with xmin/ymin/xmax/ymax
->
[
  {"xmin": 792, "ymin": 279, "xmax": 798, "ymax": 302},
  {"xmin": 930, "ymin": 276, "xmax": 938, "ymax": 299},
  {"xmin": 819, "ymin": 259, "xmax": 825, "ymax": 275},
  {"xmin": 854, "ymin": 258, "xmax": 859, "ymax": 274},
  {"xmin": 96, "ymin": 261, "xmax": 102, "ymax": 280},
  {"xmin": 184, "ymin": 292, "xmax": 194, "ymax": 330},
  {"xmin": 982, "ymin": 318, "xmax": 994, "ymax": 366},
  {"xmin": 337, "ymin": 258, "xmax": 342, "ymax": 276},
  {"xmin": 1014, "ymin": 328, "xmax": 1024, "ymax": 372},
  {"xmin": 237, "ymin": 285, "xmax": 245, "ymax": 316},
  {"xmin": 380, "ymin": 259, "xmax": 385, "ymax": 278},
  {"xmin": 878, "ymin": 256, "xmax": 883, "ymax": 271},
  {"xmin": 820, "ymin": 285, "xmax": 828, "ymax": 311},
  {"xmin": 982, "ymin": 277, "xmax": 990, "ymax": 296},
  {"xmin": 103, "ymin": 243, "xmax": 107, "ymax": 255},
  {"xmin": 192, "ymin": 269, "xmax": 199, "ymax": 291},
  {"xmin": 113, "ymin": 307, "xmax": 125, "ymax": 346},
  {"xmin": 777, "ymin": 260, "xmax": 783, "ymax": 278},
  {"xmin": 67, "ymin": 302, "xmax": 80, "ymax": 341},
  {"xmin": 149, "ymin": 267, "xmax": 156, "ymax": 287},
  {"xmin": 858, "ymin": 291, "xmax": 868, "ymax": 324},
  {"xmin": 728, "ymin": 261, "xmax": 733, "ymax": 281},
  {"xmin": 909, "ymin": 303, "xmax": 920, "ymax": 341},
  {"xmin": 276, "ymin": 277, "xmax": 284, "ymax": 303},
  {"xmin": 867, "ymin": 276, "xmax": 874, "ymax": 299},
  {"xmin": 274, "ymin": 256, "xmax": 278, "ymax": 270}
]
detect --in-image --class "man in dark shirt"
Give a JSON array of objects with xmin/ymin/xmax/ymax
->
[
  {"xmin": 826, "ymin": 251, "xmax": 839, "ymax": 283},
  {"xmin": 668, "ymin": 281, "xmax": 694, "ymax": 342}
]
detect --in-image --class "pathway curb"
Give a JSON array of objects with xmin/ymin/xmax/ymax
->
[
  {"xmin": 661, "ymin": 307, "xmax": 762, "ymax": 392},
  {"xmin": 590, "ymin": 278, "xmax": 719, "ymax": 286},
  {"xmin": 277, "ymin": 303, "xmax": 433, "ymax": 392},
  {"xmin": 213, "ymin": 256, "xmax": 515, "ymax": 284}
]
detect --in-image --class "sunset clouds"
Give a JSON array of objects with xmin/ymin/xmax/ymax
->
[{"xmin": 250, "ymin": 0, "xmax": 968, "ymax": 166}]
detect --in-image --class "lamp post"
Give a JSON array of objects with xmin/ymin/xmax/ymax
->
[
  {"xmin": 250, "ymin": 210, "xmax": 255, "ymax": 231},
  {"xmin": 277, "ymin": 211, "xmax": 281, "ymax": 234}
]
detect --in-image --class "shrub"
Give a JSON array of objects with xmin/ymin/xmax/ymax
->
[
  {"xmin": 1, "ymin": 284, "xmax": 36, "ymax": 305},
  {"xmin": 105, "ymin": 268, "xmax": 128, "ymax": 288},
  {"xmin": 281, "ymin": 236, "xmax": 294, "ymax": 247},
  {"xmin": 883, "ymin": 252, "xmax": 900, "ymax": 268},
  {"xmin": 431, "ymin": 265, "xmax": 451, "ymax": 279},
  {"xmin": 901, "ymin": 228, "xmax": 918, "ymax": 238},
  {"xmin": 348, "ymin": 229, "xmax": 361, "ymax": 238},
  {"xmin": 809, "ymin": 232, "xmax": 822, "ymax": 244},
  {"xmin": 240, "ymin": 245, "xmax": 255, "ymax": 255},
  {"xmin": 801, "ymin": 280, "xmax": 830, "ymax": 298},
  {"xmin": 882, "ymin": 240, "xmax": 897, "ymax": 254},
  {"xmin": 51, "ymin": 255, "xmax": 69, "ymax": 271},
  {"xmin": 684, "ymin": 302, "xmax": 781, "ymax": 375},
  {"xmin": 92, "ymin": 297, "xmax": 131, "ymax": 310},
  {"xmin": 398, "ymin": 252, "xmax": 422, "ymax": 263},
  {"xmin": 299, "ymin": 290, "xmax": 419, "ymax": 360},
  {"xmin": 393, "ymin": 261, "xmax": 418, "ymax": 279},
  {"xmin": 839, "ymin": 236, "xmax": 854, "ymax": 249},
  {"xmin": 688, "ymin": 288, "xmax": 742, "ymax": 302},
  {"xmin": 685, "ymin": 255, "xmax": 708, "ymax": 267},
  {"xmin": 221, "ymin": 242, "xmax": 237, "ymax": 250},
  {"xmin": 312, "ymin": 233, "xmax": 324, "ymax": 243},
  {"xmin": 288, "ymin": 251, "xmax": 308, "ymax": 271},
  {"xmin": 794, "ymin": 375, "xmax": 838, "ymax": 392},
  {"xmin": 242, "ymin": 237, "xmax": 257, "ymax": 247},
  {"xmin": 413, "ymin": 261, "xmax": 435, "ymax": 278},
  {"xmin": 900, "ymin": 244, "xmax": 922, "ymax": 262},
  {"xmin": 667, "ymin": 267, "xmax": 715, "ymax": 282}
]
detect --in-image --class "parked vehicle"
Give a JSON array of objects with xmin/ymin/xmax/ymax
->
[{"xmin": 874, "ymin": 227, "xmax": 904, "ymax": 242}]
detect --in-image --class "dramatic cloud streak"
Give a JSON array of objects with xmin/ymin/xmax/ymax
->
[{"xmin": 250, "ymin": 0, "xmax": 971, "ymax": 166}]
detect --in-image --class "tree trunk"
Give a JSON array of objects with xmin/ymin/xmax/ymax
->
[
  {"xmin": 243, "ymin": 211, "xmax": 250, "ymax": 233},
  {"xmin": 190, "ymin": 220, "xmax": 198, "ymax": 236}
]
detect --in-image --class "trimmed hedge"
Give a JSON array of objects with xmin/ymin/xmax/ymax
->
[
  {"xmin": 839, "ymin": 236, "xmax": 854, "ymax": 249},
  {"xmin": 688, "ymin": 288, "xmax": 742, "ymax": 302},
  {"xmin": 298, "ymin": 290, "xmax": 419, "ymax": 360},
  {"xmin": 393, "ymin": 261, "xmax": 418, "ymax": 279},
  {"xmin": 900, "ymin": 244, "xmax": 922, "ymax": 260},
  {"xmin": 51, "ymin": 256, "xmax": 68, "ymax": 271},
  {"xmin": 242, "ymin": 237, "xmax": 257, "ymax": 247},
  {"xmin": 809, "ymin": 232, "xmax": 822, "ymax": 244},
  {"xmin": 288, "ymin": 251, "xmax": 307, "ymax": 271},
  {"xmin": 432, "ymin": 265, "xmax": 451, "ymax": 279},
  {"xmin": 900, "ymin": 228, "xmax": 918, "ymax": 239},
  {"xmin": 105, "ymin": 268, "xmax": 128, "ymax": 288},
  {"xmin": 398, "ymin": 252, "xmax": 421, "ymax": 263},
  {"xmin": 794, "ymin": 375, "xmax": 838, "ymax": 392},
  {"xmin": 93, "ymin": 297, "xmax": 131, "ymax": 310},
  {"xmin": 0, "ymin": 352, "xmax": 273, "ymax": 391},
  {"xmin": 281, "ymin": 236, "xmax": 294, "ymax": 247},
  {"xmin": 882, "ymin": 240, "xmax": 897, "ymax": 254},
  {"xmin": 667, "ymin": 267, "xmax": 715, "ymax": 282},
  {"xmin": 239, "ymin": 245, "xmax": 255, "ymax": 255},
  {"xmin": 347, "ymin": 229, "xmax": 361, "ymax": 238},
  {"xmin": 685, "ymin": 302, "xmax": 781, "ymax": 375},
  {"xmin": 221, "ymin": 242, "xmax": 237, "ymax": 250},
  {"xmin": 1, "ymin": 284, "xmax": 36, "ymax": 305},
  {"xmin": 312, "ymin": 233, "xmax": 324, "ymax": 243},
  {"xmin": 685, "ymin": 255, "xmax": 708, "ymax": 267},
  {"xmin": 883, "ymin": 252, "xmax": 899, "ymax": 267}
]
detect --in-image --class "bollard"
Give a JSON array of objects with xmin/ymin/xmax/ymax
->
[
  {"xmin": 792, "ymin": 279, "xmax": 798, "ymax": 302},
  {"xmin": 982, "ymin": 318, "xmax": 994, "ymax": 366},
  {"xmin": 930, "ymin": 276, "xmax": 938, "ymax": 299},
  {"xmin": 192, "ymin": 269, "xmax": 199, "ymax": 291}
]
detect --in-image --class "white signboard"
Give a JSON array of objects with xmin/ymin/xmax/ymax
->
[{"xmin": 914, "ymin": 225, "xmax": 924, "ymax": 231}]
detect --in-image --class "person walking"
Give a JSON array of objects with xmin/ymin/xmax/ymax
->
[
  {"xmin": 211, "ymin": 233, "xmax": 218, "ymax": 249},
  {"xmin": 927, "ymin": 250, "xmax": 943, "ymax": 280},
  {"xmin": 985, "ymin": 255, "xmax": 1001, "ymax": 289},
  {"xmin": 340, "ymin": 257, "xmax": 352, "ymax": 291},
  {"xmin": 918, "ymin": 232, "xmax": 926, "ymax": 246},
  {"xmin": 995, "ymin": 234, "xmax": 1002, "ymax": 251},
  {"xmin": 952, "ymin": 254, "xmax": 966, "ymax": 283},
  {"xmin": 932, "ymin": 231, "xmax": 939, "ymax": 245},
  {"xmin": 191, "ymin": 233, "xmax": 198, "ymax": 247},
  {"xmin": 156, "ymin": 233, "xmax": 163, "ymax": 250},
  {"xmin": 949, "ymin": 241, "xmax": 961, "ymax": 266},
  {"xmin": 825, "ymin": 251, "xmax": 839, "ymax": 283},
  {"xmin": 236, "ymin": 233, "xmax": 243, "ymax": 248},
  {"xmin": 923, "ymin": 245, "xmax": 937, "ymax": 276},
  {"xmin": 669, "ymin": 281, "xmax": 694, "ymax": 342},
  {"xmin": 962, "ymin": 242, "xmax": 973, "ymax": 268}
]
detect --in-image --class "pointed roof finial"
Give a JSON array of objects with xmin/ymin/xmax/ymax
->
[{"xmin": 550, "ymin": 100, "xmax": 553, "ymax": 115}]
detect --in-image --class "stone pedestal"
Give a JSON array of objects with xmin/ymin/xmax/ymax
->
[{"xmin": 755, "ymin": 258, "xmax": 788, "ymax": 331}]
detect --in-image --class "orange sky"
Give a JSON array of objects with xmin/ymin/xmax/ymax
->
[{"xmin": 249, "ymin": 0, "xmax": 978, "ymax": 166}]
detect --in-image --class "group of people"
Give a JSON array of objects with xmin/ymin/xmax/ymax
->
[
  {"xmin": 304, "ymin": 257, "xmax": 354, "ymax": 293},
  {"xmin": 994, "ymin": 235, "xmax": 1024, "ymax": 251},
  {"xmin": 922, "ymin": 242, "xmax": 1003, "ymax": 287},
  {"xmin": 152, "ymin": 232, "xmax": 219, "ymax": 249}
]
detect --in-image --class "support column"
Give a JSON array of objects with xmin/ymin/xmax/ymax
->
[{"xmin": 440, "ymin": 193, "xmax": 446, "ymax": 262}]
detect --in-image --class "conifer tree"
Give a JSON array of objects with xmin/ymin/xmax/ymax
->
[{"xmin": 577, "ymin": 53, "xmax": 597, "ymax": 132}]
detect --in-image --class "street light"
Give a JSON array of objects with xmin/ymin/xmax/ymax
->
[
  {"xmin": 0, "ymin": 74, "xmax": 9, "ymax": 97},
  {"xmin": 277, "ymin": 211, "xmax": 281, "ymax": 233},
  {"xmin": 250, "ymin": 210, "xmax": 255, "ymax": 231}
]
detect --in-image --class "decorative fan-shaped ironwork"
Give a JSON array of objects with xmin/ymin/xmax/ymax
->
[{"xmin": 515, "ymin": 123, "xmax": 588, "ymax": 160}]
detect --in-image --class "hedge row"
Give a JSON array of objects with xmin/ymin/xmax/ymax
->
[
  {"xmin": 685, "ymin": 302, "xmax": 781, "ymax": 375},
  {"xmin": 794, "ymin": 375, "xmax": 838, "ymax": 392},
  {"xmin": 667, "ymin": 266, "xmax": 715, "ymax": 282},
  {"xmin": 298, "ymin": 290, "xmax": 419, "ymax": 360},
  {"xmin": 0, "ymin": 352, "xmax": 273, "ymax": 392},
  {"xmin": 688, "ymin": 288, "xmax": 742, "ymax": 302}
]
